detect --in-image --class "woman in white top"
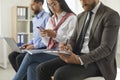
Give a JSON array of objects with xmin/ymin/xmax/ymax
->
[
  {"xmin": 41, "ymin": 0, "xmax": 77, "ymax": 49},
  {"xmin": 41, "ymin": 12, "xmax": 76, "ymax": 49},
  {"xmin": 13, "ymin": 0, "xmax": 77, "ymax": 80}
]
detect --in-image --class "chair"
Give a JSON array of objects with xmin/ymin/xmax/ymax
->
[
  {"xmin": 52, "ymin": 76, "xmax": 105, "ymax": 80},
  {"xmin": 84, "ymin": 77, "xmax": 105, "ymax": 80}
]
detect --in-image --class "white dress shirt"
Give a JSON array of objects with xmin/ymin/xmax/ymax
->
[{"xmin": 41, "ymin": 11, "xmax": 77, "ymax": 47}]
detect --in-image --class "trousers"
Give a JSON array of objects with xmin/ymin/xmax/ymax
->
[
  {"xmin": 37, "ymin": 58, "xmax": 102, "ymax": 80},
  {"xmin": 12, "ymin": 53, "xmax": 57, "ymax": 80},
  {"xmin": 8, "ymin": 51, "xmax": 27, "ymax": 80}
]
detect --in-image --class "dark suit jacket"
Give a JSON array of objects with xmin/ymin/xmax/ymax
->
[{"xmin": 69, "ymin": 3, "xmax": 120, "ymax": 80}]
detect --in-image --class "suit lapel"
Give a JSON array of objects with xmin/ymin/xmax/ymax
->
[
  {"xmin": 89, "ymin": 4, "xmax": 105, "ymax": 41},
  {"xmin": 77, "ymin": 12, "xmax": 88, "ymax": 40}
]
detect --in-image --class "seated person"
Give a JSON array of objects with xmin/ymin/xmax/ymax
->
[
  {"xmin": 12, "ymin": 0, "xmax": 77, "ymax": 80},
  {"xmin": 8, "ymin": 0, "xmax": 49, "ymax": 80}
]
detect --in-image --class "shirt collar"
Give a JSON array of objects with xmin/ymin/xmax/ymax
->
[
  {"xmin": 35, "ymin": 9, "xmax": 45, "ymax": 19},
  {"xmin": 53, "ymin": 11, "xmax": 66, "ymax": 19},
  {"xmin": 91, "ymin": 1, "xmax": 101, "ymax": 14}
]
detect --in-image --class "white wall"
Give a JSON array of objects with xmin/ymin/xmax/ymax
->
[
  {"xmin": 101, "ymin": 0, "xmax": 120, "ymax": 14},
  {"xmin": 65, "ymin": 0, "xmax": 83, "ymax": 15},
  {"xmin": 0, "ymin": 0, "xmax": 1, "ymax": 35}
]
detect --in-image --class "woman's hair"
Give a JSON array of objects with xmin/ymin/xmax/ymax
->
[
  {"xmin": 47, "ymin": 0, "xmax": 75, "ymax": 16},
  {"xmin": 34, "ymin": 0, "xmax": 44, "ymax": 4}
]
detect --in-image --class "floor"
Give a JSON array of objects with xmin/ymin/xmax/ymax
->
[
  {"xmin": 0, "ymin": 64, "xmax": 15, "ymax": 80},
  {"xmin": 0, "ymin": 54, "xmax": 120, "ymax": 80}
]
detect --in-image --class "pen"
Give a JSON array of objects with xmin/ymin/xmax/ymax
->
[
  {"xmin": 37, "ymin": 26, "xmax": 45, "ymax": 31},
  {"xmin": 65, "ymin": 39, "xmax": 68, "ymax": 46}
]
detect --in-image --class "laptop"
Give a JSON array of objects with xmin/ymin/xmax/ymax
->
[
  {"xmin": 4, "ymin": 37, "xmax": 46, "ymax": 54},
  {"xmin": 4, "ymin": 37, "xmax": 69, "ymax": 55},
  {"xmin": 4, "ymin": 37, "xmax": 22, "ymax": 53}
]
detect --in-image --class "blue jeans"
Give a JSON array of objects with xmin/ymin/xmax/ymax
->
[{"xmin": 13, "ymin": 53, "xmax": 57, "ymax": 80}]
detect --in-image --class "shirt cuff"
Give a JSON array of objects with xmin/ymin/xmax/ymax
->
[{"xmin": 77, "ymin": 55, "xmax": 84, "ymax": 65}]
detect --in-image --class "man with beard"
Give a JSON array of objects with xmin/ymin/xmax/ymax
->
[
  {"xmin": 8, "ymin": 0, "xmax": 49, "ymax": 80},
  {"xmin": 36, "ymin": 0, "xmax": 120, "ymax": 80}
]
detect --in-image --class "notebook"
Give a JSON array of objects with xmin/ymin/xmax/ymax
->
[{"xmin": 4, "ymin": 37, "xmax": 69, "ymax": 55}]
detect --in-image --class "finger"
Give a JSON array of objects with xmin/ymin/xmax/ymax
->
[
  {"xmin": 39, "ymin": 28, "xmax": 45, "ymax": 31},
  {"xmin": 59, "ymin": 43, "xmax": 65, "ymax": 50},
  {"xmin": 26, "ymin": 45, "xmax": 31, "ymax": 50},
  {"xmin": 20, "ymin": 45, "xmax": 26, "ymax": 49},
  {"xmin": 44, "ymin": 30, "xmax": 48, "ymax": 33},
  {"xmin": 65, "ymin": 46, "xmax": 69, "ymax": 50}
]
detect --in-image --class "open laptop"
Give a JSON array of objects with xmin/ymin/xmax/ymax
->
[
  {"xmin": 4, "ymin": 37, "xmax": 22, "ymax": 53},
  {"xmin": 4, "ymin": 37, "xmax": 46, "ymax": 54},
  {"xmin": 4, "ymin": 37, "xmax": 69, "ymax": 55}
]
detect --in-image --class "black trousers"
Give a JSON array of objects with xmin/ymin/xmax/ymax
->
[
  {"xmin": 37, "ymin": 58, "xmax": 102, "ymax": 80},
  {"xmin": 8, "ymin": 51, "xmax": 27, "ymax": 80}
]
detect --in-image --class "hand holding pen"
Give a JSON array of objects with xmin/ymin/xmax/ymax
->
[
  {"xmin": 59, "ymin": 39, "xmax": 72, "ymax": 51},
  {"xmin": 58, "ymin": 40, "xmax": 80, "ymax": 64}
]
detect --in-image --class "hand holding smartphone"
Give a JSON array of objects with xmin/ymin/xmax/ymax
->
[{"xmin": 37, "ymin": 26, "xmax": 47, "ymax": 37}]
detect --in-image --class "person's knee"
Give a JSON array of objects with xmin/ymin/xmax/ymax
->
[
  {"xmin": 36, "ymin": 63, "xmax": 43, "ymax": 74},
  {"xmin": 8, "ymin": 51, "xmax": 19, "ymax": 61},
  {"xmin": 36, "ymin": 63, "xmax": 51, "ymax": 80},
  {"xmin": 28, "ymin": 63, "xmax": 37, "ymax": 72},
  {"xmin": 8, "ymin": 53, "xmax": 13, "ymax": 60},
  {"xmin": 28, "ymin": 64, "xmax": 34, "ymax": 75},
  {"xmin": 36, "ymin": 62, "xmax": 48, "ymax": 75},
  {"xmin": 16, "ymin": 54, "xmax": 25, "ymax": 63},
  {"xmin": 54, "ymin": 67, "xmax": 65, "ymax": 80},
  {"xmin": 54, "ymin": 66, "xmax": 74, "ymax": 80}
]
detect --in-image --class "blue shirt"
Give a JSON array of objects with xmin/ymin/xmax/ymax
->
[{"xmin": 28, "ymin": 10, "xmax": 50, "ymax": 48}]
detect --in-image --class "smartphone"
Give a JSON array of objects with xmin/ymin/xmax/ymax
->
[{"xmin": 37, "ymin": 26, "xmax": 45, "ymax": 31}]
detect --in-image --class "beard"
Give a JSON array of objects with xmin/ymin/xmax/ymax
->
[
  {"xmin": 34, "ymin": 10, "xmax": 40, "ymax": 15},
  {"xmin": 82, "ymin": 1, "xmax": 96, "ymax": 11}
]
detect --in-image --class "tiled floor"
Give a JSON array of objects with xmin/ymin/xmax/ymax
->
[{"xmin": 0, "ymin": 54, "xmax": 120, "ymax": 80}]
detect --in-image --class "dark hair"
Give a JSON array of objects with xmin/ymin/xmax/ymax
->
[
  {"xmin": 34, "ymin": 0, "xmax": 44, "ymax": 4},
  {"xmin": 47, "ymin": 0, "xmax": 75, "ymax": 16}
]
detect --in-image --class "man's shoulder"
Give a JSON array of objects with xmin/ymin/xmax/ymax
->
[
  {"xmin": 100, "ymin": 3, "xmax": 119, "ymax": 15},
  {"xmin": 77, "ymin": 11, "xmax": 86, "ymax": 20},
  {"xmin": 44, "ymin": 11, "xmax": 50, "ymax": 15},
  {"xmin": 43, "ymin": 11, "xmax": 50, "ymax": 17},
  {"xmin": 77, "ymin": 12, "xmax": 85, "ymax": 17}
]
